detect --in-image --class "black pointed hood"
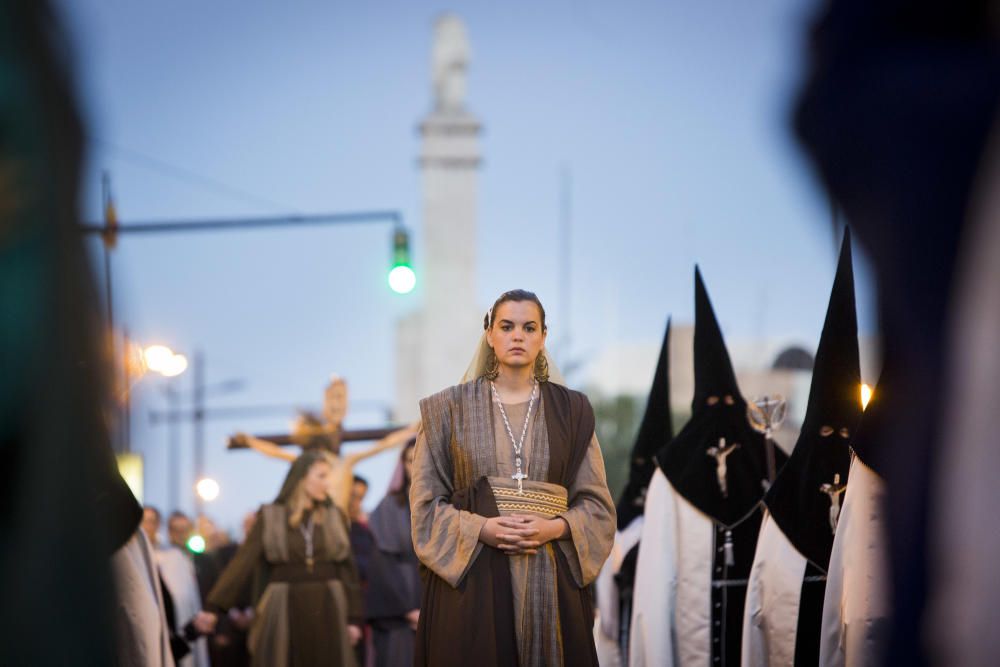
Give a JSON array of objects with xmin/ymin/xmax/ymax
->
[
  {"xmin": 616, "ymin": 318, "xmax": 674, "ymax": 529},
  {"xmin": 764, "ymin": 229, "xmax": 861, "ymax": 570},
  {"xmin": 692, "ymin": 266, "xmax": 741, "ymax": 409},
  {"xmin": 656, "ymin": 267, "xmax": 786, "ymax": 527}
]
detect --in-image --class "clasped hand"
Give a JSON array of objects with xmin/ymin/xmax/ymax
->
[{"xmin": 479, "ymin": 514, "xmax": 568, "ymax": 555}]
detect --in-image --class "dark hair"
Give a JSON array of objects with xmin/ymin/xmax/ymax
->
[
  {"xmin": 352, "ymin": 475, "xmax": 368, "ymax": 487},
  {"xmin": 484, "ymin": 289, "xmax": 547, "ymax": 332},
  {"xmin": 391, "ymin": 438, "xmax": 418, "ymax": 505},
  {"xmin": 144, "ymin": 505, "xmax": 161, "ymax": 521},
  {"xmin": 168, "ymin": 511, "xmax": 190, "ymax": 524}
]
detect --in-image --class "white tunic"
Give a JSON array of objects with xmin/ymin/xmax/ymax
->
[
  {"xmin": 156, "ymin": 546, "xmax": 210, "ymax": 667},
  {"xmin": 819, "ymin": 455, "xmax": 890, "ymax": 667},
  {"xmin": 741, "ymin": 512, "xmax": 808, "ymax": 666},
  {"xmin": 595, "ymin": 516, "xmax": 645, "ymax": 666},
  {"xmin": 629, "ymin": 468, "xmax": 714, "ymax": 667},
  {"xmin": 111, "ymin": 531, "xmax": 175, "ymax": 667}
]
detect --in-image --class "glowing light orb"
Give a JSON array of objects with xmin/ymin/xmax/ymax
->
[
  {"xmin": 388, "ymin": 265, "xmax": 416, "ymax": 294},
  {"xmin": 195, "ymin": 477, "xmax": 220, "ymax": 502}
]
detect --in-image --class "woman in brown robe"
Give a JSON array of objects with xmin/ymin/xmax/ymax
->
[
  {"xmin": 205, "ymin": 449, "xmax": 363, "ymax": 667},
  {"xmin": 410, "ymin": 289, "xmax": 617, "ymax": 667}
]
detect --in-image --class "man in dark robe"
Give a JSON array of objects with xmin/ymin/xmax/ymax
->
[
  {"xmin": 742, "ymin": 229, "xmax": 863, "ymax": 665},
  {"xmin": 366, "ymin": 443, "xmax": 421, "ymax": 667},
  {"xmin": 794, "ymin": 0, "xmax": 1000, "ymax": 662},
  {"xmin": 596, "ymin": 318, "xmax": 673, "ymax": 665},
  {"xmin": 630, "ymin": 267, "xmax": 787, "ymax": 667}
]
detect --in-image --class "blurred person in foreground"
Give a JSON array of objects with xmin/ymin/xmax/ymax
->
[
  {"xmin": 794, "ymin": 0, "xmax": 1000, "ymax": 663},
  {"xmin": 0, "ymin": 1, "xmax": 167, "ymax": 664},
  {"xmin": 205, "ymin": 450, "xmax": 364, "ymax": 666}
]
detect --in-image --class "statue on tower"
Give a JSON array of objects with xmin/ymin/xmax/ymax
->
[{"xmin": 432, "ymin": 14, "xmax": 471, "ymax": 113}]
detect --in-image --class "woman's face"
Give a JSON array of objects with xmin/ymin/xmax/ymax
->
[
  {"xmin": 486, "ymin": 300, "xmax": 547, "ymax": 372},
  {"xmin": 303, "ymin": 460, "xmax": 332, "ymax": 503}
]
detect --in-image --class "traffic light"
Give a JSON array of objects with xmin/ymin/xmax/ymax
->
[{"xmin": 388, "ymin": 227, "xmax": 416, "ymax": 294}]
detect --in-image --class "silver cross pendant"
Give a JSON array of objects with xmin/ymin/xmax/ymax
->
[{"xmin": 512, "ymin": 471, "xmax": 528, "ymax": 495}]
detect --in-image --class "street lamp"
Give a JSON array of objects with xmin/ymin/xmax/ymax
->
[
  {"xmin": 143, "ymin": 345, "xmax": 188, "ymax": 378},
  {"xmin": 195, "ymin": 477, "xmax": 220, "ymax": 502}
]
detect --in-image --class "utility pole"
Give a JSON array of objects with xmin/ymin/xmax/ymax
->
[
  {"xmin": 165, "ymin": 382, "xmax": 180, "ymax": 513},
  {"xmin": 192, "ymin": 350, "xmax": 205, "ymax": 516}
]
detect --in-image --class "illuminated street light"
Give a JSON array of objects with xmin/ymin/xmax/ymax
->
[
  {"xmin": 160, "ymin": 354, "xmax": 188, "ymax": 377},
  {"xmin": 143, "ymin": 345, "xmax": 188, "ymax": 377},
  {"xmin": 860, "ymin": 383, "xmax": 873, "ymax": 410},
  {"xmin": 195, "ymin": 477, "xmax": 220, "ymax": 502},
  {"xmin": 143, "ymin": 345, "xmax": 174, "ymax": 373}
]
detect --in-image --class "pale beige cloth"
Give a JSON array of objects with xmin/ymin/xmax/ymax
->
[
  {"xmin": 111, "ymin": 530, "xmax": 175, "ymax": 667},
  {"xmin": 410, "ymin": 379, "xmax": 615, "ymax": 667}
]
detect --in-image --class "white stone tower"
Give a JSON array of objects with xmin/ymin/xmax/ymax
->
[{"xmin": 395, "ymin": 15, "xmax": 483, "ymax": 420}]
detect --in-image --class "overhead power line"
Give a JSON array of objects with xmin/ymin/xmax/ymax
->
[{"xmin": 93, "ymin": 137, "xmax": 295, "ymax": 214}]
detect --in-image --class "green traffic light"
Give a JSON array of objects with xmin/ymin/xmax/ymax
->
[
  {"xmin": 388, "ymin": 227, "xmax": 415, "ymax": 294},
  {"xmin": 388, "ymin": 264, "xmax": 416, "ymax": 294},
  {"xmin": 187, "ymin": 534, "xmax": 207, "ymax": 554}
]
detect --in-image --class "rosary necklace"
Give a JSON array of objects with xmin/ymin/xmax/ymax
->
[
  {"xmin": 490, "ymin": 379, "xmax": 538, "ymax": 495},
  {"xmin": 300, "ymin": 513, "xmax": 315, "ymax": 573}
]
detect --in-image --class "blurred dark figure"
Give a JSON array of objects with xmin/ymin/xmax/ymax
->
[
  {"xmin": 794, "ymin": 0, "xmax": 1000, "ymax": 663},
  {"xmin": 168, "ymin": 511, "xmax": 195, "ymax": 550},
  {"xmin": 142, "ymin": 506, "xmax": 216, "ymax": 666},
  {"xmin": 204, "ymin": 512, "xmax": 257, "ymax": 667},
  {"xmin": 365, "ymin": 440, "xmax": 421, "ymax": 667},
  {"xmin": 0, "ymin": 1, "xmax": 147, "ymax": 665},
  {"xmin": 349, "ymin": 475, "xmax": 376, "ymax": 667}
]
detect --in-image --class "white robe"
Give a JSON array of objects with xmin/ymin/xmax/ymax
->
[
  {"xmin": 595, "ymin": 515, "xmax": 645, "ymax": 667},
  {"xmin": 629, "ymin": 468, "xmax": 714, "ymax": 667},
  {"xmin": 740, "ymin": 512, "xmax": 809, "ymax": 666},
  {"xmin": 156, "ymin": 546, "xmax": 210, "ymax": 667},
  {"xmin": 818, "ymin": 455, "xmax": 890, "ymax": 667},
  {"xmin": 111, "ymin": 531, "xmax": 175, "ymax": 667}
]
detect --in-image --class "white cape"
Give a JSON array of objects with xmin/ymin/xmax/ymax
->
[
  {"xmin": 156, "ymin": 546, "xmax": 210, "ymax": 667},
  {"xmin": 741, "ymin": 512, "xmax": 808, "ymax": 666},
  {"xmin": 111, "ymin": 530, "xmax": 175, "ymax": 667},
  {"xmin": 629, "ymin": 468, "xmax": 713, "ymax": 667},
  {"xmin": 819, "ymin": 455, "xmax": 889, "ymax": 667},
  {"xmin": 595, "ymin": 515, "xmax": 645, "ymax": 667}
]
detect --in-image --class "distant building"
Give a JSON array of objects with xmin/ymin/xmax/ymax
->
[{"xmin": 396, "ymin": 15, "xmax": 483, "ymax": 420}]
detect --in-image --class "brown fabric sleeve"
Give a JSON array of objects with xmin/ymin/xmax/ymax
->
[
  {"xmin": 557, "ymin": 433, "xmax": 617, "ymax": 587},
  {"xmin": 410, "ymin": 408, "xmax": 487, "ymax": 588},
  {"xmin": 206, "ymin": 510, "xmax": 264, "ymax": 612}
]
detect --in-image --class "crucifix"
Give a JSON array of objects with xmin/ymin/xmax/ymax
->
[
  {"xmin": 228, "ymin": 376, "xmax": 418, "ymax": 516},
  {"xmin": 819, "ymin": 473, "xmax": 848, "ymax": 534},
  {"xmin": 512, "ymin": 470, "xmax": 528, "ymax": 495},
  {"xmin": 706, "ymin": 437, "xmax": 741, "ymax": 498}
]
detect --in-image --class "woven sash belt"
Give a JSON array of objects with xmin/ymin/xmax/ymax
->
[{"xmin": 487, "ymin": 476, "xmax": 568, "ymax": 519}]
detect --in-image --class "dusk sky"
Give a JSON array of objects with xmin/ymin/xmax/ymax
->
[{"xmin": 57, "ymin": 0, "xmax": 877, "ymax": 533}]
